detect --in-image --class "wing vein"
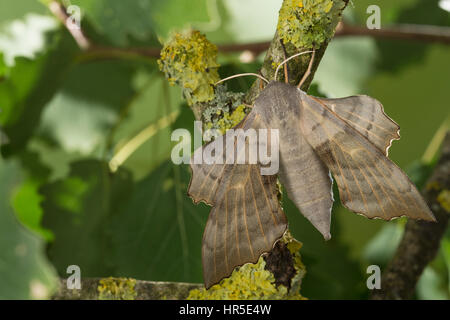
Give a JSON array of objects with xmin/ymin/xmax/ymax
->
[
  {"xmin": 257, "ymin": 173, "xmax": 278, "ymax": 226},
  {"xmin": 362, "ymin": 149, "xmax": 422, "ymax": 212},
  {"xmin": 234, "ymin": 188, "xmax": 241, "ymax": 261},
  {"xmin": 334, "ymin": 108, "xmax": 396, "ymax": 135},
  {"xmin": 224, "ymin": 191, "xmax": 229, "ymax": 272},
  {"xmin": 243, "ymin": 188, "xmax": 255, "ymax": 259},
  {"xmin": 303, "ymin": 102, "xmax": 354, "ymax": 204},
  {"xmin": 250, "ymin": 167, "xmax": 269, "ymax": 247},
  {"xmin": 340, "ymin": 149, "xmax": 370, "ymax": 214},
  {"xmin": 213, "ymin": 208, "xmax": 218, "ymax": 278}
]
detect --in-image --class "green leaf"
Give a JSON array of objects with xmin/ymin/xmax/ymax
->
[
  {"xmin": 0, "ymin": 0, "xmax": 46, "ymax": 25},
  {"xmin": 0, "ymin": 52, "xmax": 6, "ymax": 76},
  {"xmin": 367, "ymin": 45, "xmax": 450, "ymax": 169},
  {"xmin": 0, "ymin": 14, "xmax": 58, "ymax": 65},
  {"xmin": 147, "ymin": 0, "xmax": 210, "ymax": 39},
  {"xmin": 110, "ymin": 161, "xmax": 208, "ymax": 282},
  {"xmin": 441, "ymin": 237, "xmax": 450, "ymax": 295},
  {"xmin": 41, "ymin": 159, "xmax": 134, "ymax": 277},
  {"xmin": 70, "ymin": 0, "xmax": 210, "ymax": 45},
  {"xmin": 351, "ymin": 0, "xmax": 418, "ymax": 25},
  {"xmin": 415, "ymin": 230, "xmax": 450, "ymax": 299},
  {"xmin": 39, "ymin": 59, "xmax": 141, "ymax": 155},
  {"xmin": 0, "ymin": 28, "xmax": 79, "ymax": 156},
  {"xmin": 417, "ymin": 267, "xmax": 449, "ymax": 300},
  {"xmin": 108, "ymin": 73, "xmax": 183, "ymax": 180},
  {"xmin": 363, "ymin": 222, "xmax": 404, "ymax": 265},
  {"xmin": 369, "ymin": 0, "xmax": 449, "ymax": 73},
  {"xmin": 283, "ymin": 193, "xmax": 367, "ymax": 299},
  {"xmin": 11, "ymin": 150, "xmax": 54, "ymax": 241},
  {"xmin": 209, "ymin": 0, "xmax": 280, "ymax": 43},
  {"xmin": 314, "ymin": 37, "xmax": 377, "ymax": 97},
  {"xmin": 405, "ymin": 160, "xmax": 434, "ymax": 190},
  {"xmin": 41, "ymin": 159, "xmax": 208, "ymax": 283},
  {"xmin": 0, "ymin": 156, "xmax": 57, "ymax": 299}
]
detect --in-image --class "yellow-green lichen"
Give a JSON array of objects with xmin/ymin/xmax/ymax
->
[
  {"xmin": 214, "ymin": 104, "xmax": 247, "ymax": 134},
  {"xmin": 202, "ymin": 84, "xmax": 248, "ymax": 140},
  {"xmin": 187, "ymin": 231, "xmax": 306, "ymax": 300},
  {"xmin": 277, "ymin": 0, "xmax": 346, "ymax": 49},
  {"xmin": 158, "ymin": 29, "xmax": 220, "ymax": 106},
  {"xmin": 283, "ymin": 231, "xmax": 307, "ymax": 295},
  {"xmin": 97, "ymin": 277, "xmax": 137, "ymax": 300},
  {"xmin": 437, "ymin": 189, "xmax": 450, "ymax": 213}
]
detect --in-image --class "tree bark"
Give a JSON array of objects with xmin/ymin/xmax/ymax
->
[
  {"xmin": 371, "ymin": 132, "xmax": 450, "ymax": 299},
  {"xmin": 53, "ymin": 278, "xmax": 201, "ymax": 300}
]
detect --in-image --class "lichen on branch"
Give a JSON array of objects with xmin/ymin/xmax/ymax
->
[
  {"xmin": 97, "ymin": 277, "xmax": 137, "ymax": 300},
  {"xmin": 158, "ymin": 30, "xmax": 220, "ymax": 106},
  {"xmin": 277, "ymin": 0, "xmax": 346, "ymax": 49},
  {"xmin": 202, "ymin": 85, "xmax": 248, "ymax": 137},
  {"xmin": 187, "ymin": 232, "xmax": 307, "ymax": 300}
]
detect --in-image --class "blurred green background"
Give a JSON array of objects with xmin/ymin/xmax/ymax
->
[{"xmin": 0, "ymin": 0, "xmax": 449, "ymax": 299}]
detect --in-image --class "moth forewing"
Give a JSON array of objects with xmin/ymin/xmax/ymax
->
[
  {"xmin": 190, "ymin": 109, "xmax": 288, "ymax": 288},
  {"xmin": 227, "ymin": 128, "xmax": 258, "ymax": 165},
  {"xmin": 257, "ymin": 127, "xmax": 280, "ymax": 176},
  {"xmin": 297, "ymin": 89, "xmax": 435, "ymax": 222},
  {"xmin": 310, "ymin": 95, "xmax": 401, "ymax": 156}
]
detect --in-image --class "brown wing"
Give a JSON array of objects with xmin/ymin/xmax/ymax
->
[
  {"xmin": 188, "ymin": 111, "xmax": 288, "ymax": 288},
  {"xmin": 188, "ymin": 111, "xmax": 254, "ymax": 205},
  {"xmin": 298, "ymin": 90, "xmax": 435, "ymax": 221},
  {"xmin": 202, "ymin": 164, "xmax": 287, "ymax": 288},
  {"xmin": 278, "ymin": 132, "xmax": 334, "ymax": 240},
  {"xmin": 252, "ymin": 82, "xmax": 334, "ymax": 240},
  {"xmin": 312, "ymin": 95, "xmax": 400, "ymax": 155},
  {"xmin": 188, "ymin": 134, "xmax": 230, "ymax": 206}
]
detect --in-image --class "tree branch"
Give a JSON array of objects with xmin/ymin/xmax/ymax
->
[
  {"xmin": 219, "ymin": 22, "xmax": 450, "ymax": 55},
  {"xmin": 48, "ymin": 1, "xmax": 450, "ymax": 63},
  {"xmin": 48, "ymin": 1, "xmax": 91, "ymax": 50},
  {"xmin": 336, "ymin": 22, "xmax": 450, "ymax": 44},
  {"xmin": 371, "ymin": 132, "xmax": 450, "ymax": 300},
  {"xmin": 53, "ymin": 278, "xmax": 201, "ymax": 300}
]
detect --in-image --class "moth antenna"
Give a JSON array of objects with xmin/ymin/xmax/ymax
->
[
  {"xmin": 297, "ymin": 49, "xmax": 316, "ymax": 89},
  {"xmin": 280, "ymin": 39, "xmax": 289, "ymax": 83},
  {"xmin": 215, "ymin": 73, "xmax": 269, "ymax": 86},
  {"xmin": 274, "ymin": 50, "xmax": 314, "ymax": 82}
]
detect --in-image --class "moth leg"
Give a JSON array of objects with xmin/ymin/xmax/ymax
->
[{"xmin": 297, "ymin": 49, "xmax": 316, "ymax": 89}]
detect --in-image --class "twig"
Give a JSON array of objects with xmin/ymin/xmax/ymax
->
[
  {"xmin": 78, "ymin": 46, "xmax": 161, "ymax": 61},
  {"xmin": 48, "ymin": 1, "xmax": 450, "ymax": 62},
  {"xmin": 371, "ymin": 132, "xmax": 450, "ymax": 300},
  {"xmin": 218, "ymin": 41, "xmax": 270, "ymax": 56},
  {"xmin": 336, "ymin": 22, "xmax": 450, "ymax": 45},
  {"xmin": 48, "ymin": 1, "xmax": 91, "ymax": 50}
]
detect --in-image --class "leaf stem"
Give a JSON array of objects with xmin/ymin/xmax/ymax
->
[{"xmin": 108, "ymin": 110, "xmax": 179, "ymax": 172}]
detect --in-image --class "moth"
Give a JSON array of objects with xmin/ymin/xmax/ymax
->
[{"xmin": 188, "ymin": 51, "xmax": 435, "ymax": 288}]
